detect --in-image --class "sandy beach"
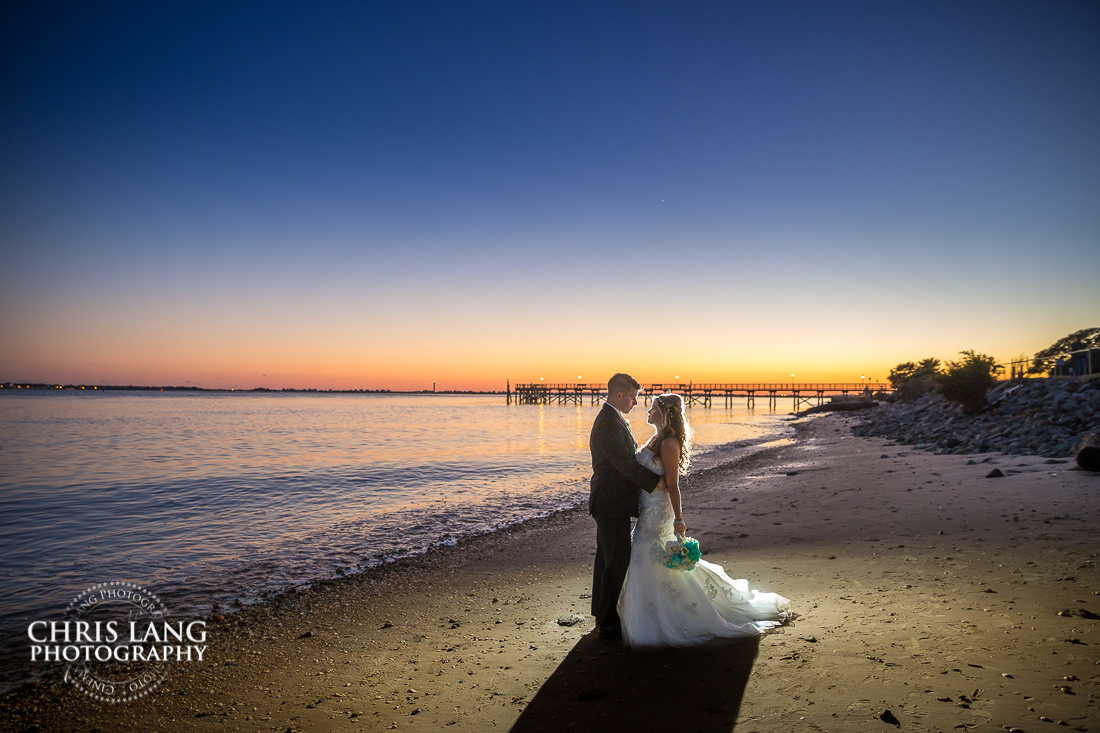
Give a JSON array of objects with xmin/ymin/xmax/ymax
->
[{"xmin": 2, "ymin": 413, "xmax": 1097, "ymax": 732}]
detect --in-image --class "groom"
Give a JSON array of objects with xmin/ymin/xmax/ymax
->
[{"xmin": 588, "ymin": 372, "xmax": 663, "ymax": 640}]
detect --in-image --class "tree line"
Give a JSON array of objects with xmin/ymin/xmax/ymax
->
[{"xmin": 887, "ymin": 327, "xmax": 1099, "ymax": 415}]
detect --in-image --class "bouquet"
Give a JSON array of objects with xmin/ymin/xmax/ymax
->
[{"xmin": 663, "ymin": 535, "xmax": 702, "ymax": 571}]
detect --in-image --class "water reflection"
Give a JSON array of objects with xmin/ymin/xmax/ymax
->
[{"xmin": 0, "ymin": 391, "xmax": 790, "ymax": 691}]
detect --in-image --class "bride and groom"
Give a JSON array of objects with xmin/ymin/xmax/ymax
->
[{"xmin": 589, "ymin": 373, "xmax": 791, "ymax": 647}]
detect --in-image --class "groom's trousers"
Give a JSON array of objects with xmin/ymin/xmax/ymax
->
[{"xmin": 591, "ymin": 516, "xmax": 632, "ymax": 627}]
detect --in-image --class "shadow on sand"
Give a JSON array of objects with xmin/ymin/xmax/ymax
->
[{"xmin": 510, "ymin": 631, "xmax": 760, "ymax": 732}]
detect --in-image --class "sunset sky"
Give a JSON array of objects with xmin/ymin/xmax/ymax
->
[{"xmin": 2, "ymin": 1, "xmax": 1097, "ymax": 391}]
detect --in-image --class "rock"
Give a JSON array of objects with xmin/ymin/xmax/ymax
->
[
  {"xmin": 556, "ymin": 613, "xmax": 586, "ymax": 627},
  {"xmin": 985, "ymin": 468, "xmax": 1005, "ymax": 478},
  {"xmin": 879, "ymin": 709, "xmax": 900, "ymax": 726},
  {"xmin": 1074, "ymin": 431, "xmax": 1100, "ymax": 471},
  {"xmin": 1057, "ymin": 607, "xmax": 1099, "ymax": 619}
]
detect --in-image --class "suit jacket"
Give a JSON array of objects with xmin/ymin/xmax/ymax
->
[{"xmin": 588, "ymin": 403, "xmax": 661, "ymax": 518}]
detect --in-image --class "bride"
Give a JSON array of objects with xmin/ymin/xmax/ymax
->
[{"xmin": 618, "ymin": 393, "xmax": 791, "ymax": 649}]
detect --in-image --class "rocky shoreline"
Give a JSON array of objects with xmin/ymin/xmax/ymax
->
[{"xmin": 852, "ymin": 377, "xmax": 1099, "ymax": 457}]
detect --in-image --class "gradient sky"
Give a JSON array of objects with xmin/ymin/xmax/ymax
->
[{"xmin": 2, "ymin": 1, "xmax": 1097, "ymax": 391}]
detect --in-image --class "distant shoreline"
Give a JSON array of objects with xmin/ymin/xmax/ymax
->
[{"xmin": 0, "ymin": 383, "xmax": 506, "ymax": 395}]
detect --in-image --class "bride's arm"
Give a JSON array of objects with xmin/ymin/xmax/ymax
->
[
  {"xmin": 660, "ymin": 438, "xmax": 686, "ymax": 536},
  {"xmin": 640, "ymin": 438, "xmax": 669, "ymax": 491}
]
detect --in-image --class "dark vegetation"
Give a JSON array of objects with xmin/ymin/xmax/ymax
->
[{"xmin": 888, "ymin": 327, "xmax": 1097, "ymax": 415}]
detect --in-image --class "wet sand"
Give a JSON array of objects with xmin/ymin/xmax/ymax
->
[{"xmin": 2, "ymin": 414, "xmax": 1097, "ymax": 732}]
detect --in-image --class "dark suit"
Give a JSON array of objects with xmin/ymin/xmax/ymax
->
[{"xmin": 588, "ymin": 403, "xmax": 661, "ymax": 628}]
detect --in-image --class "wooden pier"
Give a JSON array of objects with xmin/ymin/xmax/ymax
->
[{"xmin": 508, "ymin": 382, "xmax": 892, "ymax": 410}]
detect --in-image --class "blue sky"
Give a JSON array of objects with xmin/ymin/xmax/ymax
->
[{"xmin": 2, "ymin": 1, "xmax": 1098, "ymax": 389}]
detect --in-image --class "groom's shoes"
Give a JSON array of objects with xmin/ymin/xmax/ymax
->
[{"xmin": 597, "ymin": 623, "xmax": 622, "ymax": 641}]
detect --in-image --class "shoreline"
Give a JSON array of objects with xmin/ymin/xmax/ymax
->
[
  {"xmin": 2, "ymin": 414, "xmax": 1097, "ymax": 731},
  {"xmin": 0, "ymin": 396, "xmax": 792, "ymax": 699}
]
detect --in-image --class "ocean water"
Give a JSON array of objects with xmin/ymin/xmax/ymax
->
[{"xmin": 0, "ymin": 391, "xmax": 791, "ymax": 690}]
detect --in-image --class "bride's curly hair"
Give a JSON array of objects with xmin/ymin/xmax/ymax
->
[{"xmin": 648, "ymin": 392, "xmax": 693, "ymax": 475}]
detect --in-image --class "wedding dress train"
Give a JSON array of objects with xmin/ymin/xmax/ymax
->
[{"xmin": 618, "ymin": 447, "xmax": 791, "ymax": 649}]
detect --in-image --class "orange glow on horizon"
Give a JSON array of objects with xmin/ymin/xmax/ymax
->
[
  {"xmin": 3, "ymin": 309, "xmax": 1081, "ymax": 392},
  {"xmin": 0, "ymin": 352, "xmax": 995, "ymax": 392}
]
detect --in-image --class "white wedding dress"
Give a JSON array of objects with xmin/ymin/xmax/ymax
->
[{"xmin": 618, "ymin": 446, "xmax": 791, "ymax": 649}]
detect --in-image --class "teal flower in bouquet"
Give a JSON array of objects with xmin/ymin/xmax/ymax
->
[{"xmin": 663, "ymin": 536, "xmax": 702, "ymax": 571}]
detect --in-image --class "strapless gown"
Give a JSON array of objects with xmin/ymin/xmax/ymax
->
[{"xmin": 618, "ymin": 446, "xmax": 791, "ymax": 649}]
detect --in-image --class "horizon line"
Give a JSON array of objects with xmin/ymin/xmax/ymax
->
[{"xmin": 0, "ymin": 382, "xmax": 505, "ymax": 394}]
